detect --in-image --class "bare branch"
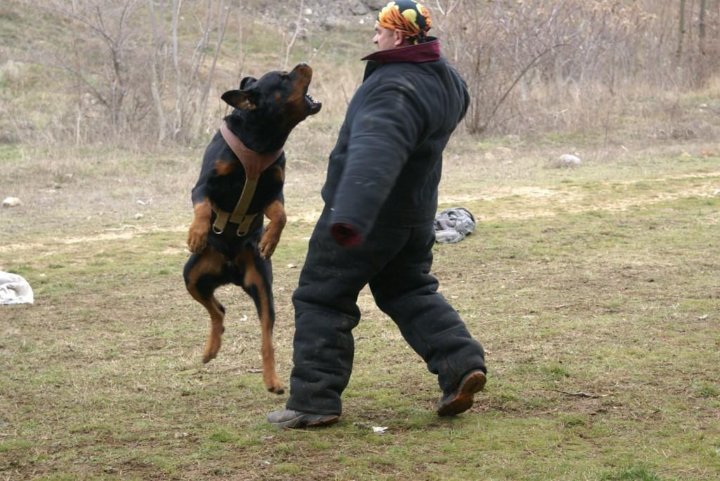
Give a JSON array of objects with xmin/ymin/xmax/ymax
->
[{"xmin": 283, "ymin": 0, "xmax": 305, "ymax": 70}]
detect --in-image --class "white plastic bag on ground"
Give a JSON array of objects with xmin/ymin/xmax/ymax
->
[{"xmin": 0, "ymin": 272, "xmax": 34, "ymax": 305}]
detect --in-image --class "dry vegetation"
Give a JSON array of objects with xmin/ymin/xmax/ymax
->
[
  {"xmin": 1, "ymin": 1, "xmax": 720, "ymax": 481},
  {"xmin": 1, "ymin": 0, "xmax": 719, "ymax": 145},
  {"xmin": 445, "ymin": 0, "xmax": 720, "ymax": 136}
]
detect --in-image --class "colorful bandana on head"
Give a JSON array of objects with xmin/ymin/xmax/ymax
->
[{"xmin": 377, "ymin": 0, "xmax": 432, "ymax": 44}]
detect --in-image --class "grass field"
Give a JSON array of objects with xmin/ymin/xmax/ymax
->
[
  {"xmin": 2, "ymin": 1, "xmax": 720, "ymax": 478},
  {"xmin": 1, "ymin": 123, "xmax": 719, "ymax": 480}
]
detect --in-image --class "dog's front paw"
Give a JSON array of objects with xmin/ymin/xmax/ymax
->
[
  {"xmin": 260, "ymin": 201, "xmax": 285, "ymax": 259},
  {"xmin": 259, "ymin": 231, "xmax": 280, "ymax": 259},
  {"xmin": 188, "ymin": 200, "xmax": 212, "ymax": 253},
  {"xmin": 268, "ymin": 383, "xmax": 285, "ymax": 395},
  {"xmin": 187, "ymin": 224, "xmax": 208, "ymax": 253}
]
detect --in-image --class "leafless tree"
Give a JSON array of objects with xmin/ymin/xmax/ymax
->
[
  {"xmin": 677, "ymin": 0, "xmax": 687, "ymax": 59},
  {"xmin": 439, "ymin": 0, "xmax": 719, "ymax": 136},
  {"xmin": 5, "ymin": 0, "xmax": 720, "ymax": 144},
  {"xmin": 699, "ymin": 0, "xmax": 708, "ymax": 55},
  {"xmin": 283, "ymin": 0, "xmax": 305, "ymax": 70},
  {"xmin": 145, "ymin": 0, "xmax": 230, "ymax": 143},
  {"xmin": 36, "ymin": 0, "xmax": 142, "ymax": 139},
  {"xmin": 25, "ymin": 0, "xmax": 230, "ymax": 144}
]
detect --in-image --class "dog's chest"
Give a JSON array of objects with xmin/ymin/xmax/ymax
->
[{"xmin": 207, "ymin": 159, "xmax": 283, "ymax": 214}]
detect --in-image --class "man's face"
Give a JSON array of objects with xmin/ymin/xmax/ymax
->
[{"xmin": 373, "ymin": 23, "xmax": 399, "ymax": 50}]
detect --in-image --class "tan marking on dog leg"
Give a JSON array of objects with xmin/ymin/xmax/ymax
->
[
  {"xmin": 259, "ymin": 198, "xmax": 286, "ymax": 259},
  {"xmin": 186, "ymin": 249, "xmax": 226, "ymax": 363},
  {"xmin": 238, "ymin": 251, "xmax": 284, "ymax": 394},
  {"xmin": 188, "ymin": 198, "xmax": 212, "ymax": 253}
]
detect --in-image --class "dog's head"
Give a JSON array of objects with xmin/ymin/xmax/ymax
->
[{"xmin": 221, "ymin": 63, "xmax": 322, "ymax": 132}]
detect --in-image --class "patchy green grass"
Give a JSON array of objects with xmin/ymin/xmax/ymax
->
[
  {"xmin": 2, "ymin": 0, "xmax": 720, "ymax": 478},
  {"xmin": 1, "ymin": 135, "xmax": 719, "ymax": 480}
]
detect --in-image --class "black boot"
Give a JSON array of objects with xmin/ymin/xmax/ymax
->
[{"xmin": 437, "ymin": 370, "xmax": 486, "ymax": 417}]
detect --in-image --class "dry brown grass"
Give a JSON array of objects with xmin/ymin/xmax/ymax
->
[
  {"xmin": 1, "ymin": 115, "xmax": 719, "ymax": 480},
  {"xmin": 2, "ymin": 3, "xmax": 720, "ymax": 480}
]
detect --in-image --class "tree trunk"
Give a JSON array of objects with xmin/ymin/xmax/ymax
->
[
  {"xmin": 148, "ymin": 0, "xmax": 168, "ymax": 144},
  {"xmin": 196, "ymin": 0, "xmax": 230, "ymax": 139},
  {"xmin": 698, "ymin": 0, "xmax": 707, "ymax": 55},
  {"xmin": 677, "ymin": 0, "xmax": 686, "ymax": 59}
]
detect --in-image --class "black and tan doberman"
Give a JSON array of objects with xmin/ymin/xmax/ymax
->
[{"xmin": 183, "ymin": 63, "xmax": 321, "ymax": 394}]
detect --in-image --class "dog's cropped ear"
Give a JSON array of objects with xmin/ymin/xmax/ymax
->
[
  {"xmin": 221, "ymin": 90, "xmax": 257, "ymax": 111},
  {"xmin": 240, "ymin": 76, "xmax": 257, "ymax": 90}
]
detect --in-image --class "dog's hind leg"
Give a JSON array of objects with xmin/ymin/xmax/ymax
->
[
  {"xmin": 184, "ymin": 249, "xmax": 228, "ymax": 363},
  {"xmin": 236, "ymin": 248, "xmax": 284, "ymax": 394}
]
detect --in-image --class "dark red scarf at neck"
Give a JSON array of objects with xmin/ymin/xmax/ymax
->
[{"xmin": 362, "ymin": 37, "xmax": 440, "ymax": 64}]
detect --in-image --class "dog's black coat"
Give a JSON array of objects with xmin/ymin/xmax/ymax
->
[{"xmin": 183, "ymin": 63, "xmax": 320, "ymax": 394}]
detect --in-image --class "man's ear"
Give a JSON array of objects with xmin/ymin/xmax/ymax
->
[
  {"xmin": 221, "ymin": 90, "xmax": 257, "ymax": 110},
  {"xmin": 393, "ymin": 29, "xmax": 406, "ymax": 47}
]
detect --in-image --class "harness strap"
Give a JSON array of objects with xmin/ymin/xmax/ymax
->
[
  {"xmin": 212, "ymin": 178, "xmax": 259, "ymax": 236},
  {"xmin": 211, "ymin": 122, "xmax": 283, "ymax": 236}
]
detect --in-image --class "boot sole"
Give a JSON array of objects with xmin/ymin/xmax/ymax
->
[
  {"xmin": 437, "ymin": 371, "xmax": 486, "ymax": 417},
  {"xmin": 272, "ymin": 414, "xmax": 340, "ymax": 429}
]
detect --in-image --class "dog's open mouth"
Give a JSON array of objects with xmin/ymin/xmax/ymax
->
[{"xmin": 305, "ymin": 92, "xmax": 322, "ymax": 115}]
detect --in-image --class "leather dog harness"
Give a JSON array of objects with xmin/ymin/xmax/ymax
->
[{"xmin": 212, "ymin": 121, "xmax": 283, "ymax": 236}]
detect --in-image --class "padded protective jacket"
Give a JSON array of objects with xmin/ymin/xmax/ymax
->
[{"xmin": 322, "ymin": 39, "xmax": 470, "ymax": 241}]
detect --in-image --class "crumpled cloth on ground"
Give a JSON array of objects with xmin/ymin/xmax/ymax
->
[
  {"xmin": 434, "ymin": 207, "xmax": 476, "ymax": 244},
  {"xmin": 0, "ymin": 272, "xmax": 34, "ymax": 305}
]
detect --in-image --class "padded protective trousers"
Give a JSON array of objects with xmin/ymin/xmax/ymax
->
[{"xmin": 286, "ymin": 208, "xmax": 486, "ymax": 415}]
